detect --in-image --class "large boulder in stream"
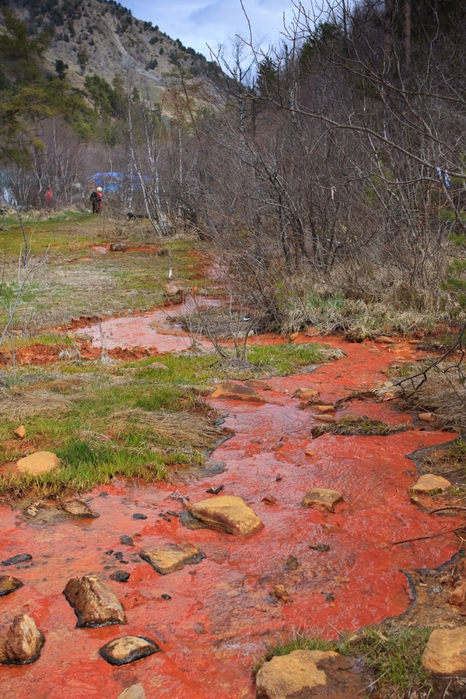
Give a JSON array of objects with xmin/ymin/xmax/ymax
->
[
  {"xmin": 140, "ymin": 543, "xmax": 205, "ymax": 575},
  {"xmin": 211, "ymin": 381, "xmax": 267, "ymax": 403},
  {"xmin": 63, "ymin": 575, "xmax": 126, "ymax": 627},
  {"xmin": 0, "ymin": 614, "xmax": 45, "ymax": 665},
  {"xmin": 188, "ymin": 495, "xmax": 264, "ymax": 538}
]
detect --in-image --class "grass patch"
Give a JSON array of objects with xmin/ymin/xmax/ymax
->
[
  {"xmin": 259, "ymin": 626, "xmax": 433, "ymax": 697},
  {"xmin": 311, "ymin": 417, "xmax": 413, "ymax": 438}
]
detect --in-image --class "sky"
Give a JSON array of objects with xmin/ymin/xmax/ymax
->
[{"xmin": 125, "ymin": 0, "xmax": 306, "ymax": 60}]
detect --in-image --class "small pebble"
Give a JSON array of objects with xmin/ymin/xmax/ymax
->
[
  {"xmin": 110, "ymin": 570, "xmax": 130, "ymax": 583},
  {"xmin": 120, "ymin": 536, "xmax": 134, "ymax": 546},
  {"xmin": 161, "ymin": 594, "xmax": 172, "ymax": 600},
  {"xmin": 99, "ymin": 492, "xmax": 109, "ymax": 497},
  {"xmin": 105, "ymin": 550, "xmax": 114, "ymax": 555},
  {"xmin": 166, "ymin": 510, "xmax": 179, "ymax": 517},
  {"xmin": 132, "ymin": 513, "xmax": 147, "ymax": 520},
  {"xmin": 206, "ymin": 485, "xmax": 224, "ymax": 495},
  {"xmin": 114, "ymin": 552, "xmax": 123, "ymax": 560}
]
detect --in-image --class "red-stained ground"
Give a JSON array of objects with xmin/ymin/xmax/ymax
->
[{"xmin": 0, "ymin": 333, "xmax": 461, "ymax": 698}]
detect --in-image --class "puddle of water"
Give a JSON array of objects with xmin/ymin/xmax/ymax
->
[{"xmin": 0, "ymin": 336, "xmax": 461, "ymax": 698}]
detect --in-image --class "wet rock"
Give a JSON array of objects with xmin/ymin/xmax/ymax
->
[
  {"xmin": 2, "ymin": 614, "xmax": 45, "ymax": 665},
  {"xmin": 188, "ymin": 495, "xmax": 264, "ymax": 538},
  {"xmin": 314, "ymin": 405, "xmax": 335, "ymax": 414},
  {"xmin": 449, "ymin": 580, "xmax": 466, "ymax": 606},
  {"xmin": 110, "ymin": 571, "xmax": 130, "ymax": 583},
  {"xmin": 211, "ymin": 381, "xmax": 267, "ymax": 403},
  {"xmin": 16, "ymin": 451, "xmax": 60, "ymax": 475},
  {"xmin": 246, "ymin": 379, "xmax": 272, "ymax": 390},
  {"xmin": 304, "ymin": 447, "xmax": 317, "ymax": 456},
  {"xmin": 178, "ymin": 510, "xmax": 207, "ymax": 530},
  {"xmin": 302, "ymin": 488, "xmax": 343, "ymax": 513},
  {"xmin": 206, "ymin": 485, "xmax": 224, "ymax": 495},
  {"xmin": 285, "ymin": 555, "xmax": 299, "ymax": 571},
  {"xmin": 60, "ymin": 499, "xmax": 100, "ymax": 518},
  {"xmin": 292, "ymin": 388, "xmax": 319, "ymax": 400},
  {"xmin": 132, "ymin": 513, "xmax": 147, "ymax": 520},
  {"xmin": 118, "ymin": 684, "xmax": 146, "ymax": 699},
  {"xmin": 262, "ymin": 495, "xmax": 278, "ymax": 505},
  {"xmin": 272, "ymin": 584, "xmax": 293, "ymax": 603},
  {"xmin": 419, "ymin": 412, "xmax": 434, "ymax": 422},
  {"xmin": 308, "ymin": 543, "xmax": 330, "ymax": 552},
  {"xmin": 99, "ymin": 635, "xmax": 160, "ymax": 666},
  {"xmin": 2, "ymin": 553, "xmax": 32, "ymax": 567},
  {"xmin": 140, "ymin": 543, "xmax": 205, "ymax": 575},
  {"xmin": 422, "ymin": 628, "xmax": 466, "ymax": 674},
  {"xmin": 335, "ymin": 412, "xmax": 363, "ymax": 424},
  {"xmin": 411, "ymin": 474, "xmax": 451, "ymax": 494},
  {"xmin": 161, "ymin": 594, "xmax": 171, "ymax": 600},
  {"xmin": 0, "ymin": 575, "xmax": 23, "ymax": 597},
  {"xmin": 120, "ymin": 535, "xmax": 134, "ymax": 546},
  {"xmin": 14, "ymin": 425, "xmax": 26, "ymax": 439},
  {"xmin": 256, "ymin": 649, "xmax": 339, "ymax": 697},
  {"xmin": 314, "ymin": 414, "xmax": 336, "ymax": 423},
  {"xmin": 63, "ymin": 575, "xmax": 126, "ymax": 627}
]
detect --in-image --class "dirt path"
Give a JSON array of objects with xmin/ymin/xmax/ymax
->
[{"xmin": 0, "ymin": 334, "xmax": 461, "ymax": 698}]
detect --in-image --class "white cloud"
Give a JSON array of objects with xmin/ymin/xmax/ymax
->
[{"xmin": 125, "ymin": 0, "xmax": 297, "ymax": 56}]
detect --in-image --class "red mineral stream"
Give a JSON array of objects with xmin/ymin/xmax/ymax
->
[{"xmin": 0, "ymin": 328, "xmax": 461, "ymax": 698}]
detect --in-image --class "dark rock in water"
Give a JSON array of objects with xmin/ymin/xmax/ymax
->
[
  {"xmin": 140, "ymin": 543, "xmax": 205, "ymax": 575},
  {"xmin": 2, "ymin": 554, "xmax": 32, "ymax": 567},
  {"xmin": 63, "ymin": 575, "xmax": 126, "ymax": 628},
  {"xmin": 110, "ymin": 571, "xmax": 130, "ymax": 583},
  {"xmin": 0, "ymin": 575, "xmax": 23, "ymax": 597},
  {"xmin": 206, "ymin": 485, "xmax": 224, "ymax": 495},
  {"xmin": 1, "ymin": 614, "xmax": 44, "ymax": 665},
  {"xmin": 99, "ymin": 636, "xmax": 161, "ymax": 666},
  {"xmin": 204, "ymin": 460, "xmax": 226, "ymax": 476},
  {"xmin": 99, "ymin": 492, "xmax": 109, "ymax": 497},
  {"xmin": 161, "ymin": 594, "xmax": 171, "ymax": 600},
  {"xmin": 60, "ymin": 499, "xmax": 100, "ymax": 518},
  {"xmin": 285, "ymin": 555, "xmax": 299, "ymax": 571},
  {"xmin": 114, "ymin": 552, "xmax": 124, "ymax": 560},
  {"xmin": 166, "ymin": 510, "xmax": 179, "ymax": 518},
  {"xmin": 179, "ymin": 510, "xmax": 208, "ymax": 530},
  {"xmin": 120, "ymin": 536, "xmax": 134, "ymax": 546},
  {"xmin": 308, "ymin": 543, "xmax": 330, "ymax": 552},
  {"xmin": 132, "ymin": 513, "xmax": 147, "ymax": 520},
  {"xmin": 105, "ymin": 550, "xmax": 114, "ymax": 555}
]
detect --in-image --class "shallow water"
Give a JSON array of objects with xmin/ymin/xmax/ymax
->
[{"xmin": 0, "ymin": 334, "xmax": 460, "ymax": 698}]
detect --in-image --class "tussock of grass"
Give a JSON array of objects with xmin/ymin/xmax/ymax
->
[
  {"xmin": 259, "ymin": 626, "xmax": 432, "ymax": 697},
  {"xmin": 311, "ymin": 417, "xmax": 412, "ymax": 438}
]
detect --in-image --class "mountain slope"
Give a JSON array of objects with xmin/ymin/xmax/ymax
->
[{"xmin": 6, "ymin": 0, "xmax": 222, "ymax": 97}]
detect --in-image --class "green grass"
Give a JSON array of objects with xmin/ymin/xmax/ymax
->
[
  {"xmin": 0, "ymin": 342, "xmax": 337, "ymax": 496},
  {"xmin": 259, "ymin": 626, "xmax": 433, "ymax": 696}
]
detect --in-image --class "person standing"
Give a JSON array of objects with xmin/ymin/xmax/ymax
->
[{"xmin": 90, "ymin": 186, "xmax": 103, "ymax": 213}]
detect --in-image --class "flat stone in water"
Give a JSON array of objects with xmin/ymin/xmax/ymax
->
[
  {"xmin": 132, "ymin": 513, "xmax": 147, "ymax": 520},
  {"xmin": 188, "ymin": 495, "xmax": 264, "ymax": 538},
  {"xmin": 2, "ymin": 554, "xmax": 32, "ymax": 567},
  {"xmin": 99, "ymin": 636, "xmax": 161, "ymax": 666},
  {"xmin": 256, "ymin": 649, "xmax": 339, "ymax": 697},
  {"xmin": 140, "ymin": 543, "xmax": 205, "ymax": 575},
  {"xmin": 118, "ymin": 684, "xmax": 146, "ymax": 699},
  {"xmin": 60, "ymin": 499, "xmax": 100, "ymax": 518},
  {"xmin": 110, "ymin": 571, "xmax": 130, "ymax": 583},
  {"xmin": 0, "ymin": 575, "xmax": 23, "ymax": 597},
  {"xmin": 120, "ymin": 535, "xmax": 134, "ymax": 546},
  {"xmin": 302, "ymin": 488, "xmax": 344, "ymax": 513},
  {"xmin": 63, "ymin": 575, "xmax": 126, "ymax": 627},
  {"xmin": 211, "ymin": 381, "xmax": 267, "ymax": 403}
]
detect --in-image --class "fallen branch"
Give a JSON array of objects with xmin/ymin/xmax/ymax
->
[
  {"xmin": 429, "ymin": 506, "xmax": 466, "ymax": 515},
  {"xmin": 390, "ymin": 527, "xmax": 465, "ymax": 545}
]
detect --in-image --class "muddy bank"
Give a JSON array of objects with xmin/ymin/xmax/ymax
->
[{"xmin": 0, "ymin": 336, "xmax": 462, "ymax": 698}]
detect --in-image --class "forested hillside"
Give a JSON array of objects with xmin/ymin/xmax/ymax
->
[{"xmin": 1, "ymin": 0, "xmax": 466, "ymax": 334}]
